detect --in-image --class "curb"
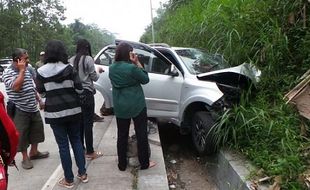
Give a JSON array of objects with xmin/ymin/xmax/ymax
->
[
  {"xmin": 137, "ymin": 121, "xmax": 169, "ymax": 190},
  {"xmin": 210, "ymin": 149, "xmax": 254, "ymax": 190}
]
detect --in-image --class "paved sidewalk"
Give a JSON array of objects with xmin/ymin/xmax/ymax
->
[{"xmin": 42, "ymin": 116, "xmax": 169, "ymax": 190}]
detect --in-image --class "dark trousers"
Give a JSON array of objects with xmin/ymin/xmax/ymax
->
[
  {"xmin": 116, "ymin": 108, "xmax": 150, "ymax": 170},
  {"xmin": 80, "ymin": 90, "xmax": 95, "ymax": 154}
]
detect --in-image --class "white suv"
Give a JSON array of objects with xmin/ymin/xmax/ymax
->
[
  {"xmin": 94, "ymin": 40, "xmax": 260, "ymax": 155},
  {"xmin": 0, "ymin": 58, "xmax": 12, "ymax": 82}
]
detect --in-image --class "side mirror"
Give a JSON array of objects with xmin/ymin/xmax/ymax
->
[
  {"xmin": 169, "ymin": 68, "xmax": 179, "ymax": 77},
  {"xmin": 95, "ymin": 59, "xmax": 100, "ymax": 64}
]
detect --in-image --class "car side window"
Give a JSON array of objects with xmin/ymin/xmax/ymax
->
[
  {"xmin": 95, "ymin": 47, "xmax": 170, "ymax": 75},
  {"xmin": 149, "ymin": 57, "xmax": 171, "ymax": 74},
  {"xmin": 96, "ymin": 49, "xmax": 115, "ymax": 66},
  {"xmin": 133, "ymin": 49, "xmax": 151, "ymax": 72},
  {"xmin": 133, "ymin": 49, "xmax": 171, "ymax": 74}
]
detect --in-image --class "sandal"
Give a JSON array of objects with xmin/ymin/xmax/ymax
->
[
  {"xmin": 58, "ymin": 178, "xmax": 74, "ymax": 189},
  {"xmin": 77, "ymin": 173, "xmax": 89, "ymax": 183},
  {"xmin": 85, "ymin": 151, "xmax": 103, "ymax": 160},
  {"xmin": 141, "ymin": 160, "xmax": 156, "ymax": 170},
  {"xmin": 93, "ymin": 113, "xmax": 104, "ymax": 122},
  {"xmin": 29, "ymin": 151, "xmax": 49, "ymax": 160}
]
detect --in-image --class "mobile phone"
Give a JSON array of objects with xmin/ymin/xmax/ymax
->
[{"xmin": 14, "ymin": 57, "xmax": 21, "ymax": 62}]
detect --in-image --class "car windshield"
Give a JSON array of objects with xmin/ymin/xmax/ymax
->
[{"xmin": 174, "ymin": 48, "xmax": 228, "ymax": 74}]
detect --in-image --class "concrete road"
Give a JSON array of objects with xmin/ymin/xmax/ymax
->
[{"xmin": 0, "ymin": 83, "xmax": 110, "ymax": 190}]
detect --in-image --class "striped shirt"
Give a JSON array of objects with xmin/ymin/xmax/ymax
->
[
  {"xmin": 2, "ymin": 65, "xmax": 38, "ymax": 113},
  {"xmin": 36, "ymin": 62, "xmax": 82, "ymax": 124}
]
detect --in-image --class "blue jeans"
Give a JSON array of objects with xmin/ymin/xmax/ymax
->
[
  {"xmin": 80, "ymin": 90, "xmax": 95, "ymax": 154},
  {"xmin": 50, "ymin": 121, "xmax": 86, "ymax": 183}
]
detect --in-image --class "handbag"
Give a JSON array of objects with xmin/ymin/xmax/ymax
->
[
  {"xmin": 73, "ymin": 55, "xmax": 88, "ymax": 106},
  {"xmin": 0, "ymin": 155, "xmax": 7, "ymax": 190},
  {"xmin": 79, "ymin": 93, "xmax": 87, "ymax": 106}
]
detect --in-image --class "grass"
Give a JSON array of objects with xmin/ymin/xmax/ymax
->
[
  {"xmin": 141, "ymin": 0, "xmax": 310, "ymax": 188},
  {"xmin": 211, "ymin": 87, "xmax": 309, "ymax": 188},
  {"xmin": 131, "ymin": 167, "xmax": 138, "ymax": 190}
]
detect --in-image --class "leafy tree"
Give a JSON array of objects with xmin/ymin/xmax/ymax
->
[
  {"xmin": 0, "ymin": 0, "xmax": 67, "ymax": 62},
  {"xmin": 0, "ymin": 0, "xmax": 115, "ymax": 63},
  {"xmin": 68, "ymin": 20, "xmax": 115, "ymax": 56}
]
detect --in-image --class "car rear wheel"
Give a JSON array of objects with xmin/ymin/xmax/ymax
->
[{"xmin": 191, "ymin": 111, "xmax": 217, "ymax": 155}]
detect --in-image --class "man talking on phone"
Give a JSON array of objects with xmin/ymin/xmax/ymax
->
[{"xmin": 2, "ymin": 48, "xmax": 49, "ymax": 170}]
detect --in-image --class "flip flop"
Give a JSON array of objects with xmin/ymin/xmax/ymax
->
[
  {"xmin": 85, "ymin": 151, "xmax": 103, "ymax": 160},
  {"xmin": 149, "ymin": 160, "xmax": 156, "ymax": 168},
  {"xmin": 141, "ymin": 160, "xmax": 156, "ymax": 170},
  {"xmin": 30, "ymin": 151, "xmax": 49, "ymax": 160},
  {"xmin": 93, "ymin": 114, "xmax": 104, "ymax": 122}
]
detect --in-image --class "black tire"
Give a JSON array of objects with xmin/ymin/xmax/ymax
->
[{"xmin": 191, "ymin": 111, "xmax": 217, "ymax": 155}]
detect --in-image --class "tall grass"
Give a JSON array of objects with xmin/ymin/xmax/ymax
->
[
  {"xmin": 212, "ymin": 92, "xmax": 305, "ymax": 188},
  {"xmin": 142, "ymin": 0, "xmax": 310, "ymax": 188}
]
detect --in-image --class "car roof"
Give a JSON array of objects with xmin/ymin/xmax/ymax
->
[
  {"xmin": 148, "ymin": 43, "xmax": 170, "ymax": 48},
  {"xmin": 114, "ymin": 39, "xmax": 175, "ymax": 65}
]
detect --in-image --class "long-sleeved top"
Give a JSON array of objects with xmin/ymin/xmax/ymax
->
[
  {"xmin": 36, "ymin": 62, "xmax": 83, "ymax": 124},
  {"xmin": 109, "ymin": 61, "xmax": 149, "ymax": 119},
  {"xmin": 69, "ymin": 55, "xmax": 99, "ymax": 93}
]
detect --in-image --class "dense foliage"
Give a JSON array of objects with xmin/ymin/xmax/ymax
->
[
  {"xmin": 0, "ymin": 0, "xmax": 114, "ymax": 63},
  {"xmin": 142, "ymin": 0, "xmax": 310, "ymax": 188}
]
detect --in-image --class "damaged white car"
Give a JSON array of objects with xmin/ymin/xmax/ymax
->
[{"xmin": 94, "ymin": 40, "xmax": 261, "ymax": 155}]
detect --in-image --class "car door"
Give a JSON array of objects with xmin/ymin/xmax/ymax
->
[
  {"xmin": 126, "ymin": 44, "xmax": 183, "ymax": 118},
  {"xmin": 94, "ymin": 46, "xmax": 115, "ymax": 108}
]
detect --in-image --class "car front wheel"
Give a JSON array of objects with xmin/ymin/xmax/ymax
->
[{"xmin": 191, "ymin": 111, "xmax": 217, "ymax": 155}]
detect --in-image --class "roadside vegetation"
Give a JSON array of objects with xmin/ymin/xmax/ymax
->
[
  {"xmin": 0, "ymin": 0, "xmax": 115, "ymax": 62},
  {"xmin": 141, "ymin": 0, "xmax": 310, "ymax": 189}
]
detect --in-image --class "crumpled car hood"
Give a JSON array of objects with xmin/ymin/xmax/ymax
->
[{"xmin": 197, "ymin": 63, "xmax": 261, "ymax": 88}]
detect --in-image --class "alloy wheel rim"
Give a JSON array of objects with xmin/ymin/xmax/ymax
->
[{"xmin": 194, "ymin": 120, "xmax": 207, "ymax": 150}]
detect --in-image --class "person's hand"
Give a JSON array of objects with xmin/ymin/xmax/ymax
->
[
  {"xmin": 38, "ymin": 99, "xmax": 45, "ymax": 110},
  {"xmin": 130, "ymin": 52, "xmax": 139, "ymax": 64},
  {"xmin": 130, "ymin": 52, "xmax": 143, "ymax": 68},
  {"xmin": 16, "ymin": 58, "xmax": 26, "ymax": 71},
  {"xmin": 98, "ymin": 67, "xmax": 104, "ymax": 73}
]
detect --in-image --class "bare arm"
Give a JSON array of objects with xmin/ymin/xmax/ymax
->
[{"xmin": 12, "ymin": 65, "xmax": 26, "ymax": 92}]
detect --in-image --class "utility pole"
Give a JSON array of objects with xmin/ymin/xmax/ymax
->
[{"xmin": 150, "ymin": 0, "xmax": 155, "ymax": 43}]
